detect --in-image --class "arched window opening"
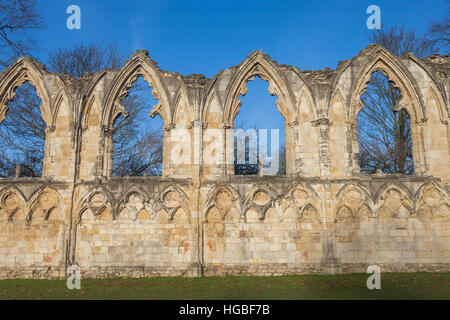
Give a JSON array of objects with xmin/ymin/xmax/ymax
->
[
  {"xmin": 112, "ymin": 76, "xmax": 163, "ymax": 177},
  {"xmin": 0, "ymin": 82, "xmax": 45, "ymax": 178},
  {"xmin": 233, "ymin": 76, "xmax": 286, "ymax": 176},
  {"xmin": 357, "ymin": 70, "xmax": 414, "ymax": 175}
]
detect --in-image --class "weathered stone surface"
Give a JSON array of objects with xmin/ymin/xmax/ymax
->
[{"xmin": 0, "ymin": 45, "xmax": 449, "ymax": 279}]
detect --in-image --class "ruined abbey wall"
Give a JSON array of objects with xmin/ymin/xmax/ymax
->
[{"xmin": 0, "ymin": 44, "xmax": 449, "ymax": 279}]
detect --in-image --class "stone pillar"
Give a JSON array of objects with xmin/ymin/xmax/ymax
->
[
  {"xmin": 162, "ymin": 123, "xmax": 174, "ymax": 177},
  {"xmin": 412, "ymin": 119, "xmax": 429, "ymax": 175},
  {"xmin": 101, "ymin": 126, "xmax": 115, "ymax": 179},
  {"xmin": 15, "ymin": 165, "xmax": 21, "ymax": 179},
  {"xmin": 286, "ymin": 120, "xmax": 298, "ymax": 175},
  {"xmin": 223, "ymin": 123, "xmax": 234, "ymax": 176},
  {"xmin": 312, "ymin": 118, "xmax": 332, "ymax": 178}
]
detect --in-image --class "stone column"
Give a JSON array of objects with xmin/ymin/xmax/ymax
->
[
  {"xmin": 312, "ymin": 118, "xmax": 332, "ymax": 178},
  {"xmin": 286, "ymin": 120, "xmax": 298, "ymax": 175}
]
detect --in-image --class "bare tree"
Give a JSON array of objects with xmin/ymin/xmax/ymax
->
[
  {"xmin": 0, "ymin": 0, "xmax": 44, "ymax": 68},
  {"xmin": 112, "ymin": 87, "xmax": 163, "ymax": 177},
  {"xmin": 0, "ymin": 43, "xmax": 163, "ymax": 177},
  {"xmin": 48, "ymin": 43, "xmax": 123, "ymax": 78},
  {"xmin": 233, "ymin": 120, "xmax": 286, "ymax": 176},
  {"xmin": 49, "ymin": 44, "xmax": 163, "ymax": 176},
  {"xmin": 277, "ymin": 144, "xmax": 286, "ymax": 175},
  {"xmin": 427, "ymin": 1, "xmax": 450, "ymax": 52},
  {"xmin": 358, "ymin": 71, "xmax": 414, "ymax": 174},
  {"xmin": 0, "ymin": 82, "xmax": 44, "ymax": 177},
  {"xmin": 368, "ymin": 25, "xmax": 435, "ymax": 58},
  {"xmin": 359, "ymin": 25, "xmax": 435, "ymax": 175}
]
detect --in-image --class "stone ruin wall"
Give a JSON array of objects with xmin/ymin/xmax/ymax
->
[{"xmin": 0, "ymin": 44, "xmax": 449, "ymax": 279}]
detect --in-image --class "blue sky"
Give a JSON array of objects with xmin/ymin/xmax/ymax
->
[
  {"xmin": 31, "ymin": 0, "xmax": 448, "ymax": 147},
  {"xmin": 35, "ymin": 0, "xmax": 447, "ymax": 75}
]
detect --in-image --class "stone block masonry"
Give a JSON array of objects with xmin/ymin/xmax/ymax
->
[{"xmin": 0, "ymin": 45, "xmax": 449, "ymax": 278}]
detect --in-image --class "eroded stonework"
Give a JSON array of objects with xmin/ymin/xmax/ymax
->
[{"xmin": 0, "ymin": 45, "xmax": 449, "ymax": 278}]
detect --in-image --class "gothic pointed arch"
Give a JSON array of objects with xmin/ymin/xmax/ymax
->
[
  {"xmin": 50, "ymin": 88, "xmax": 72, "ymax": 129},
  {"xmin": 347, "ymin": 47, "xmax": 429, "ymax": 175},
  {"xmin": 223, "ymin": 51, "xmax": 296, "ymax": 126},
  {"xmin": 117, "ymin": 185, "xmax": 151, "ymax": 206},
  {"xmin": 152, "ymin": 184, "xmax": 191, "ymax": 222},
  {"xmin": 349, "ymin": 48, "xmax": 425, "ymax": 122},
  {"xmin": 415, "ymin": 181, "xmax": 450, "ymax": 218},
  {"xmin": 0, "ymin": 186, "xmax": 27, "ymax": 221},
  {"xmin": 0, "ymin": 57, "xmax": 53, "ymax": 125},
  {"xmin": 334, "ymin": 182, "xmax": 374, "ymax": 219},
  {"xmin": 242, "ymin": 183, "xmax": 279, "ymax": 220},
  {"xmin": 202, "ymin": 86, "xmax": 224, "ymax": 125},
  {"xmin": 374, "ymin": 182, "xmax": 414, "ymax": 209},
  {"xmin": 281, "ymin": 182, "xmax": 322, "ymax": 220},
  {"xmin": 26, "ymin": 186, "xmax": 63, "ymax": 220},
  {"xmin": 78, "ymin": 71, "xmax": 107, "ymax": 128},
  {"xmin": 101, "ymin": 51, "xmax": 172, "ymax": 129},
  {"xmin": 172, "ymin": 89, "xmax": 193, "ymax": 127},
  {"xmin": 203, "ymin": 183, "xmax": 242, "ymax": 221},
  {"xmin": 298, "ymin": 88, "xmax": 318, "ymax": 122},
  {"xmin": 76, "ymin": 185, "xmax": 115, "ymax": 222},
  {"xmin": 425, "ymin": 85, "xmax": 449, "ymax": 123}
]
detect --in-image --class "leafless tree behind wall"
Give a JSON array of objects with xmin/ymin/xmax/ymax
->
[
  {"xmin": 233, "ymin": 120, "xmax": 286, "ymax": 175},
  {"xmin": 359, "ymin": 25, "xmax": 436, "ymax": 175},
  {"xmin": 427, "ymin": 0, "xmax": 450, "ymax": 52},
  {"xmin": 50, "ymin": 44, "xmax": 164, "ymax": 177},
  {"xmin": 0, "ymin": 82, "xmax": 44, "ymax": 177},
  {"xmin": 48, "ymin": 43, "xmax": 123, "ymax": 78},
  {"xmin": 0, "ymin": 0, "xmax": 44, "ymax": 68},
  {"xmin": 0, "ymin": 43, "xmax": 163, "ymax": 177},
  {"xmin": 112, "ymin": 85, "xmax": 163, "ymax": 177}
]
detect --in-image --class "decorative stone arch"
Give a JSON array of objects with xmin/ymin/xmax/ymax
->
[
  {"xmin": 298, "ymin": 203, "xmax": 321, "ymax": 224},
  {"xmin": 115, "ymin": 186, "xmax": 152, "ymax": 220},
  {"xmin": 0, "ymin": 58, "xmax": 65, "ymax": 178},
  {"xmin": 405, "ymin": 53, "xmax": 449, "ymax": 122},
  {"xmin": 375, "ymin": 182, "xmax": 414, "ymax": 203},
  {"xmin": 117, "ymin": 185, "xmax": 151, "ymax": 206},
  {"xmin": 349, "ymin": 50, "xmax": 425, "ymax": 121},
  {"xmin": 203, "ymin": 183, "xmax": 242, "ymax": 221},
  {"xmin": 334, "ymin": 182, "xmax": 374, "ymax": 220},
  {"xmin": 422, "ymin": 85, "xmax": 450, "ymax": 178},
  {"xmin": 222, "ymin": 52, "xmax": 297, "ymax": 175},
  {"xmin": 414, "ymin": 180, "xmax": 448, "ymax": 204},
  {"xmin": 414, "ymin": 181, "xmax": 450, "ymax": 218},
  {"xmin": 100, "ymin": 51, "xmax": 172, "ymax": 178},
  {"xmin": 152, "ymin": 184, "xmax": 191, "ymax": 222},
  {"xmin": 172, "ymin": 80, "xmax": 195, "ymax": 126},
  {"xmin": 26, "ymin": 185, "xmax": 63, "ymax": 221},
  {"xmin": 294, "ymin": 88, "xmax": 321, "ymax": 176},
  {"xmin": 50, "ymin": 87, "xmax": 73, "ymax": 129},
  {"xmin": 0, "ymin": 58, "xmax": 52, "ymax": 125},
  {"xmin": 297, "ymin": 88, "xmax": 319, "ymax": 122},
  {"xmin": 282, "ymin": 182, "xmax": 321, "ymax": 201},
  {"xmin": 102, "ymin": 53, "xmax": 171, "ymax": 127},
  {"xmin": 223, "ymin": 51, "xmax": 296, "ymax": 125},
  {"xmin": 0, "ymin": 185, "xmax": 27, "ymax": 221},
  {"xmin": 282, "ymin": 182, "xmax": 322, "ymax": 221},
  {"xmin": 202, "ymin": 84, "xmax": 223, "ymax": 125},
  {"xmin": 0, "ymin": 185, "xmax": 27, "ymax": 202},
  {"xmin": 425, "ymin": 85, "xmax": 449, "ymax": 123},
  {"xmin": 242, "ymin": 183, "xmax": 279, "ymax": 220},
  {"xmin": 327, "ymin": 89, "xmax": 350, "ymax": 177},
  {"xmin": 374, "ymin": 182, "xmax": 414, "ymax": 219},
  {"xmin": 76, "ymin": 185, "xmax": 116, "ymax": 222},
  {"xmin": 79, "ymin": 71, "xmax": 107, "ymax": 129},
  {"xmin": 348, "ymin": 49, "xmax": 428, "ymax": 175}
]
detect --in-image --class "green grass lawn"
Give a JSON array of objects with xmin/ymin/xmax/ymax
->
[{"xmin": 0, "ymin": 273, "xmax": 449, "ymax": 300}]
